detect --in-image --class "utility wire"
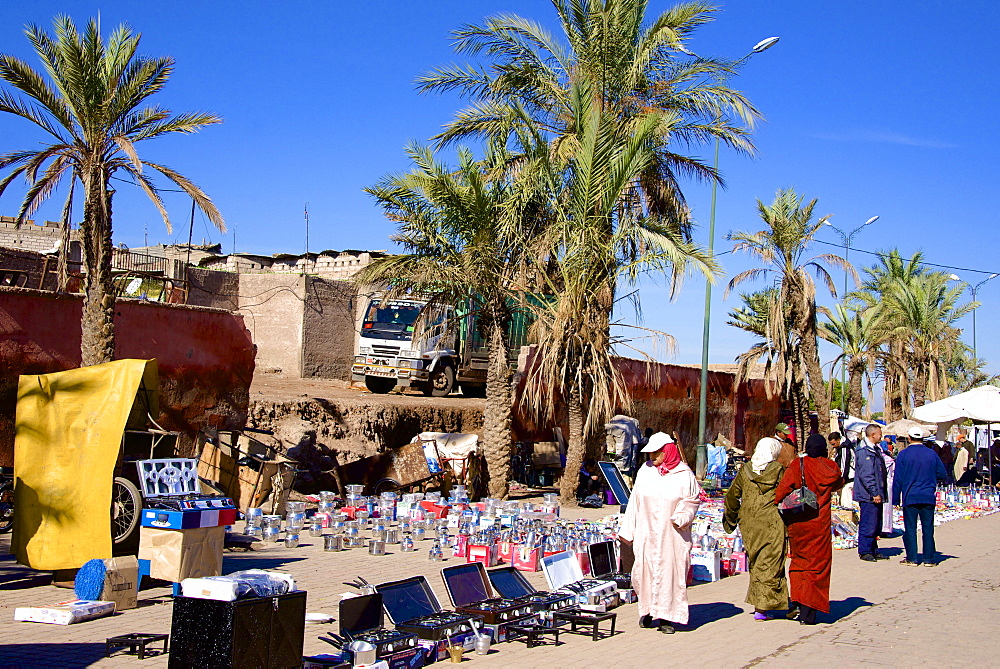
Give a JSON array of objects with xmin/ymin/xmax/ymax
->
[{"xmin": 812, "ymin": 238, "xmax": 995, "ymax": 277}]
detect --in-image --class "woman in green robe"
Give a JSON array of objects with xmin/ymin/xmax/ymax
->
[{"xmin": 724, "ymin": 437, "xmax": 789, "ymax": 620}]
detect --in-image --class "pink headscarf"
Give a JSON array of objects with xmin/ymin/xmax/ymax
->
[{"xmin": 655, "ymin": 441, "xmax": 683, "ymax": 475}]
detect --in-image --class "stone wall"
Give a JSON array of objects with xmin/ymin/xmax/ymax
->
[
  {"xmin": 301, "ymin": 277, "xmax": 359, "ymax": 381},
  {"xmin": 0, "ymin": 287, "xmax": 255, "ymax": 466}
]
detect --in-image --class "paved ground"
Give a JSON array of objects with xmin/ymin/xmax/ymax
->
[{"xmin": 1, "ymin": 504, "xmax": 997, "ymax": 668}]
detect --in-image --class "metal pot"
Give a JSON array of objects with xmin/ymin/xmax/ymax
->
[
  {"xmin": 385, "ymin": 528, "xmax": 400, "ymax": 544},
  {"xmin": 284, "ymin": 533, "xmax": 300, "ymax": 548},
  {"xmin": 368, "ymin": 540, "xmax": 386, "ymax": 556},
  {"xmin": 348, "ymin": 640, "xmax": 377, "ymax": 666},
  {"xmin": 324, "ymin": 534, "xmax": 344, "ymax": 551}
]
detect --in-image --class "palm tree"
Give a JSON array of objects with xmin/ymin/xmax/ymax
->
[
  {"xmin": 420, "ymin": 0, "xmax": 760, "ymax": 242},
  {"xmin": 881, "ymin": 272, "xmax": 973, "ymax": 406},
  {"xmin": 848, "ymin": 250, "xmax": 926, "ymax": 420},
  {"xmin": 357, "ymin": 144, "xmax": 544, "ymax": 499},
  {"xmin": 728, "ymin": 188, "xmax": 852, "ymax": 443},
  {"xmin": 0, "ymin": 16, "xmax": 223, "ymax": 365},
  {"xmin": 421, "ymin": 0, "xmax": 740, "ymax": 497},
  {"xmin": 817, "ymin": 304, "xmax": 886, "ymax": 417},
  {"xmin": 520, "ymin": 75, "xmax": 717, "ymax": 500},
  {"xmin": 727, "ymin": 287, "xmax": 783, "ymax": 395}
]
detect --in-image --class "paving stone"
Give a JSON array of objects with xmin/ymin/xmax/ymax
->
[{"xmin": 1, "ymin": 503, "xmax": 998, "ymax": 667}]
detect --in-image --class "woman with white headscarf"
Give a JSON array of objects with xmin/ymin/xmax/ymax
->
[{"xmin": 723, "ymin": 437, "xmax": 789, "ymax": 620}]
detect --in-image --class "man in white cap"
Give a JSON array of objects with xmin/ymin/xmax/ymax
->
[{"xmin": 892, "ymin": 426, "xmax": 947, "ymax": 565}]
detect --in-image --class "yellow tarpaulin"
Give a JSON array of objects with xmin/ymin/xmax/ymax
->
[{"xmin": 12, "ymin": 359, "xmax": 157, "ymax": 570}]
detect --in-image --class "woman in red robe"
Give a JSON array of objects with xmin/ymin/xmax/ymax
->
[{"xmin": 776, "ymin": 433, "xmax": 844, "ymax": 625}]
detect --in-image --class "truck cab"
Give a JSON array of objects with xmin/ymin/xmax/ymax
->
[{"xmin": 352, "ymin": 297, "xmax": 469, "ymax": 396}]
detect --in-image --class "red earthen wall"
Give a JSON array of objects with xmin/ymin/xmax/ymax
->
[
  {"xmin": 513, "ymin": 350, "xmax": 780, "ymax": 457},
  {"xmin": 0, "ymin": 287, "xmax": 255, "ymax": 466}
]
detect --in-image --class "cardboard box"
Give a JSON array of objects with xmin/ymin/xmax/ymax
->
[
  {"xmin": 386, "ymin": 646, "xmax": 427, "ymax": 669},
  {"xmin": 417, "ymin": 632, "xmax": 476, "ymax": 663},
  {"xmin": 451, "ymin": 534, "xmax": 469, "ymax": 558},
  {"xmin": 138, "ymin": 526, "xmax": 225, "ymax": 582},
  {"xmin": 418, "ymin": 501, "xmax": 450, "ymax": 519},
  {"xmin": 731, "ymin": 551, "xmax": 747, "ymax": 573},
  {"xmin": 98, "ymin": 556, "xmax": 138, "ymax": 610},
  {"xmin": 512, "ymin": 546, "xmax": 541, "ymax": 572},
  {"xmin": 14, "ymin": 599, "xmax": 115, "ymax": 625},
  {"xmin": 690, "ymin": 549, "xmax": 721, "ymax": 582},
  {"xmin": 498, "ymin": 541, "xmax": 515, "ymax": 563},
  {"xmin": 141, "ymin": 507, "xmax": 238, "ymax": 530},
  {"xmin": 467, "ymin": 543, "xmax": 500, "ymax": 568}
]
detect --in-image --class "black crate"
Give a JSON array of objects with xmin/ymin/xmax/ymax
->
[{"xmin": 169, "ymin": 592, "xmax": 306, "ymax": 668}]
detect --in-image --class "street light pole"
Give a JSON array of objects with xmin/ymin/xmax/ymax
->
[
  {"xmin": 825, "ymin": 215, "xmax": 878, "ymax": 413},
  {"xmin": 697, "ymin": 36, "xmax": 779, "ymax": 473},
  {"xmin": 960, "ymin": 273, "xmax": 998, "ymax": 361}
]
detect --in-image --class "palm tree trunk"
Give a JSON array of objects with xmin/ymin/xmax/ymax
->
[
  {"xmin": 560, "ymin": 384, "xmax": 586, "ymax": 503},
  {"xmin": 79, "ymin": 173, "xmax": 115, "ymax": 366},
  {"xmin": 913, "ymin": 359, "xmax": 929, "ymax": 408},
  {"xmin": 798, "ymin": 300, "xmax": 828, "ymax": 433},
  {"xmin": 847, "ymin": 360, "xmax": 864, "ymax": 417},
  {"xmin": 483, "ymin": 315, "xmax": 513, "ymax": 500}
]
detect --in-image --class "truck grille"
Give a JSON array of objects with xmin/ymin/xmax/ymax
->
[{"xmin": 372, "ymin": 345, "xmax": 401, "ymax": 355}]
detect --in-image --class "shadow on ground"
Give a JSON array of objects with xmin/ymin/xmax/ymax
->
[
  {"xmin": 0, "ymin": 643, "xmax": 107, "ymax": 668},
  {"xmin": 687, "ymin": 602, "xmax": 745, "ymax": 629},
  {"xmin": 222, "ymin": 555, "xmax": 309, "ymax": 572},
  {"xmin": 825, "ymin": 596, "xmax": 873, "ymax": 622}
]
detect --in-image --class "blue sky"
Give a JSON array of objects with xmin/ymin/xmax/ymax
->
[{"xmin": 1, "ymin": 1, "xmax": 998, "ymax": 389}]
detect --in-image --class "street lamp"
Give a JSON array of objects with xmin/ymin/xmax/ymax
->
[
  {"xmin": 697, "ymin": 36, "xmax": 780, "ymax": 474},
  {"xmin": 825, "ymin": 215, "xmax": 879, "ymax": 413},
  {"xmin": 952, "ymin": 273, "xmax": 998, "ymax": 360}
]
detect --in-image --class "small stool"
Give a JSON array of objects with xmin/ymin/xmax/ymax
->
[
  {"xmin": 105, "ymin": 633, "xmax": 169, "ymax": 660},
  {"xmin": 552, "ymin": 609, "xmax": 617, "ymax": 641},
  {"xmin": 507, "ymin": 623, "xmax": 561, "ymax": 648}
]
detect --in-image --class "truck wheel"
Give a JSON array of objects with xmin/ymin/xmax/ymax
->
[
  {"xmin": 459, "ymin": 383, "xmax": 486, "ymax": 398},
  {"xmin": 423, "ymin": 365, "xmax": 455, "ymax": 397},
  {"xmin": 365, "ymin": 376, "xmax": 397, "ymax": 394}
]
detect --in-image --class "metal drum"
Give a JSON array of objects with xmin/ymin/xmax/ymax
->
[{"xmin": 245, "ymin": 507, "xmax": 263, "ymax": 527}]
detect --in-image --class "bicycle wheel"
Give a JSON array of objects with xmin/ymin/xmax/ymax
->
[
  {"xmin": 111, "ymin": 477, "xmax": 141, "ymax": 544},
  {"xmin": 0, "ymin": 484, "xmax": 13, "ymax": 533}
]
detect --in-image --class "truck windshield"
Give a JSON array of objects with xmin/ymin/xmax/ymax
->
[{"xmin": 361, "ymin": 300, "xmax": 422, "ymax": 341}]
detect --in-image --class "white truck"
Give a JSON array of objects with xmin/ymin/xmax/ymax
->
[{"xmin": 352, "ymin": 295, "xmax": 491, "ymax": 396}]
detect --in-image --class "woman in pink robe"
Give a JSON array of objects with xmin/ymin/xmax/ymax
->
[{"xmin": 619, "ymin": 432, "xmax": 702, "ymax": 634}]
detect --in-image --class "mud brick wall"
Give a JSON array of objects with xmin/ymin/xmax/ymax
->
[
  {"xmin": 301, "ymin": 276, "xmax": 358, "ymax": 381},
  {"xmin": 0, "ymin": 287, "xmax": 255, "ymax": 466}
]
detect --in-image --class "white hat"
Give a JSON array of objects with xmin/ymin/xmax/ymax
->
[
  {"xmin": 641, "ymin": 432, "xmax": 675, "ymax": 452},
  {"xmin": 908, "ymin": 426, "xmax": 925, "ymax": 439}
]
